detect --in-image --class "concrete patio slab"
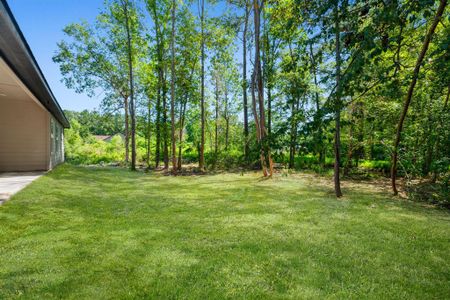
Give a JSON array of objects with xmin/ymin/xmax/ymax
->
[{"xmin": 0, "ymin": 172, "xmax": 44, "ymax": 204}]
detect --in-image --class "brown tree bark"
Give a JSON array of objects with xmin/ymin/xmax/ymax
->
[
  {"xmin": 391, "ymin": 0, "xmax": 447, "ymax": 195},
  {"xmin": 170, "ymin": 0, "xmax": 177, "ymax": 174},
  {"xmin": 214, "ymin": 73, "xmax": 219, "ymax": 155},
  {"xmin": 224, "ymin": 86, "xmax": 229, "ymax": 151},
  {"xmin": 124, "ymin": 96, "xmax": 129, "ymax": 163},
  {"xmin": 146, "ymin": 97, "xmax": 152, "ymax": 168},
  {"xmin": 289, "ymin": 98, "xmax": 297, "ymax": 169},
  {"xmin": 309, "ymin": 43, "xmax": 324, "ymax": 165},
  {"xmin": 162, "ymin": 68, "xmax": 169, "ymax": 170},
  {"xmin": 242, "ymin": 3, "xmax": 250, "ymax": 163},
  {"xmin": 334, "ymin": 1, "xmax": 343, "ymax": 197},
  {"xmin": 253, "ymin": 0, "xmax": 273, "ymax": 177},
  {"xmin": 150, "ymin": 2, "xmax": 163, "ymax": 168},
  {"xmin": 155, "ymin": 76, "xmax": 161, "ymax": 168},
  {"xmin": 177, "ymin": 95, "xmax": 188, "ymax": 170},
  {"xmin": 251, "ymin": 73, "xmax": 267, "ymax": 176},
  {"xmin": 123, "ymin": 0, "xmax": 136, "ymax": 171},
  {"xmin": 199, "ymin": 0, "xmax": 206, "ymax": 171}
]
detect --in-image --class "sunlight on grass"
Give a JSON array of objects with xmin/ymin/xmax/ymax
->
[{"xmin": 0, "ymin": 164, "xmax": 449, "ymax": 299}]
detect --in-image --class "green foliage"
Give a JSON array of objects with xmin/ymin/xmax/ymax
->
[
  {"xmin": 65, "ymin": 134, "xmax": 124, "ymax": 165},
  {"xmin": 54, "ymin": 0, "xmax": 449, "ymax": 202},
  {"xmin": 359, "ymin": 160, "xmax": 391, "ymax": 173}
]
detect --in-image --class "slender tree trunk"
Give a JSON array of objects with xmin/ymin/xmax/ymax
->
[
  {"xmin": 264, "ymin": 17, "xmax": 272, "ymax": 136},
  {"xmin": 146, "ymin": 97, "xmax": 152, "ymax": 168},
  {"xmin": 254, "ymin": 0, "xmax": 273, "ymax": 177},
  {"xmin": 176, "ymin": 65, "xmax": 196, "ymax": 169},
  {"xmin": 123, "ymin": 0, "xmax": 136, "ymax": 171},
  {"xmin": 356, "ymin": 104, "xmax": 364, "ymax": 167},
  {"xmin": 151, "ymin": 3, "xmax": 162, "ymax": 168},
  {"xmin": 243, "ymin": 4, "xmax": 250, "ymax": 163},
  {"xmin": 155, "ymin": 75, "xmax": 161, "ymax": 167},
  {"xmin": 251, "ymin": 72, "xmax": 266, "ymax": 175},
  {"xmin": 225, "ymin": 86, "xmax": 229, "ymax": 151},
  {"xmin": 214, "ymin": 74, "xmax": 219, "ymax": 155},
  {"xmin": 170, "ymin": 0, "xmax": 177, "ymax": 173},
  {"xmin": 267, "ymin": 85, "xmax": 272, "ymax": 135},
  {"xmin": 199, "ymin": 0, "xmax": 206, "ymax": 171},
  {"xmin": 334, "ymin": 1, "xmax": 343, "ymax": 197},
  {"xmin": 162, "ymin": 69, "xmax": 169, "ymax": 169},
  {"xmin": 391, "ymin": 0, "xmax": 447, "ymax": 195},
  {"xmin": 124, "ymin": 96, "xmax": 129, "ymax": 163},
  {"xmin": 289, "ymin": 98, "xmax": 296, "ymax": 169},
  {"xmin": 309, "ymin": 43, "xmax": 324, "ymax": 165},
  {"xmin": 177, "ymin": 96, "xmax": 188, "ymax": 170}
]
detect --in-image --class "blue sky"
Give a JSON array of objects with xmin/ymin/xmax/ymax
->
[
  {"xmin": 8, "ymin": 0, "xmax": 105, "ymax": 111},
  {"xmin": 8, "ymin": 0, "xmax": 238, "ymax": 112}
]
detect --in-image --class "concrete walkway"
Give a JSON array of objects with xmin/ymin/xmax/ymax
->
[{"xmin": 0, "ymin": 172, "xmax": 44, "ymax": 204}]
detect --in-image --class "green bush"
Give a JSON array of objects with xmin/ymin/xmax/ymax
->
[
  {"xmin": 205, "ymin": 150, "xmax": 244, "ymax": 170},
  {"xmin": 65, "ymin": 135, "xmax": 124, "ymax": 165},
  {"xmin": 359, "ymin": 160, "xmax": 391, "ymax": 173}
]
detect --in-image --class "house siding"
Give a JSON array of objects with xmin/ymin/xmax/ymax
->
[{"xmin": 0, "ymin": 97, "xmax": 50, "ymax": 171}]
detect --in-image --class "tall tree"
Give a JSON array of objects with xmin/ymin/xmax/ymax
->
[
  {"xmin": 170, "ymin": 0, "xmax": 177, "ymax": 173},
  {"xmin": 146, "ymin": 0, "xmax": 170, "ymax": 169},
  {"xmin": 121, "ymin": 0, "xmax": 137, "ymax": 170},
  {"xmin": 53, "ymin": 0, "xmax": 143, "ymax": 164},
  {"xmin": 391, "ymin": 0, "xmax": 448, "ymax": 195},
  {"xmin": 199, "ymin": 0, "xmax": 206, "ymax": 171},
  {"xmin": 333, "ymin": 0, "xmax": 343, "ymax": 197},
  {"xmin": 253, "ymin": 0, "xmax": 273, "ymax": 177},
  {"xmin": 242, "ymin": 1, "xmax": 250, "ymax": 163}
]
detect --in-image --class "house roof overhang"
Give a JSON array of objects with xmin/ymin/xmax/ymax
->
[{"xmin": 0, "ymin": 0, "xmax": 69, "ymax": 128}]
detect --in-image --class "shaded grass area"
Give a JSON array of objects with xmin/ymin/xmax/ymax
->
[{"xmin": 0, "ymin": 164, "xmax": 449, "ymax": 299}]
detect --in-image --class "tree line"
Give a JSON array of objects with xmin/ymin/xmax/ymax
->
[{"xmin": 54, "ymin": 0, "xmax": 449, "ymax": 197}]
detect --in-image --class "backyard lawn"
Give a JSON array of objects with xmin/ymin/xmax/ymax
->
[{"xmin": 0, "ymin": 164, "xmax": 449, "ymax": 299}]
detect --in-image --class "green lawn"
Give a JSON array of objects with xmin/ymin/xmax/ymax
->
[{"xmin": 1, "ymin": 165, "xmax": 449, "ymax": 299}]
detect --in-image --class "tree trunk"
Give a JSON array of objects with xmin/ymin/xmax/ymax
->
[
  {"xmin": 225, "ymin": 86, "xmax": 229, "ymax": 151},
  {"xmin": 253, "ymin": 0, "xmax": 273, "ymax": 177},
  {"xmin": 243, "ymin": 4, "xmax": 250, "ymax": 163},
  {"xmin": 264, "ymin": 17, "xmax": 272, "ymax": 136},
  {"xmin": 267, "ymin": 85, "xmax": 272, "ymax": 136},
  {"xmin": 334, "ymin": 1, "xmax": 343, "ymax": 197},
  {"xmin": 199, "ymin": 0, "xmax": 206, "ymax": 171},
  {"xmin": 309, "ymin": 43, "xmax": 324, "ymax": 165},
  {"xmin": 289, "ymin": 98, "xmax": 296, "ymax": 169},
  {"xmin": 391, "ymin": 0, "xmax": 447, "ymax": 195},
  {"xmin": 214, "ymin": 73, "xmax": 219, "ymax": 155},
  {"xmin": 124, "ymin": 96, "xmax": 129, "ymax": 163},
  {"xmin": 170, "ymin": 0, "xmax": 177, "ymax": 174},
  {"xmin": 151, "ymin": 3, "xmax": 163, "ymax": 168},
  {"xmin": 155, "ymin": 74, "xmax": 161, "ymax": 168},
  {"xmin": 123, "ymin": 0, "xmax": 136, "ymax": 171},
  {"xmin": 177, "ymin": 96, "xmax": 188, "ymax": 170},
  {"xmin": 251, "ymin": 72, "xmax": 266, "ymax": 175},
  {"xmin": 146, "ymin": 97, "xmax": 152, "ymax": 168},
  {"xmin": 177, "ymin": 65, "xmax": 196, "ymax": 170},
  {"xmin": 162, "ymin": 68, "xmax": 169, "ymax": 169}
]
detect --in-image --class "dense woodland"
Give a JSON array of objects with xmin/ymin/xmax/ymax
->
[{"xmin": 53, "ymin": 0, "xmax": 449, "ymax": 200}]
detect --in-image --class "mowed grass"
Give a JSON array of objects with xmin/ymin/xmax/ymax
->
[{"xmin": 0, "ymin": 165, "xmax": 449, "ymax": 299}]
